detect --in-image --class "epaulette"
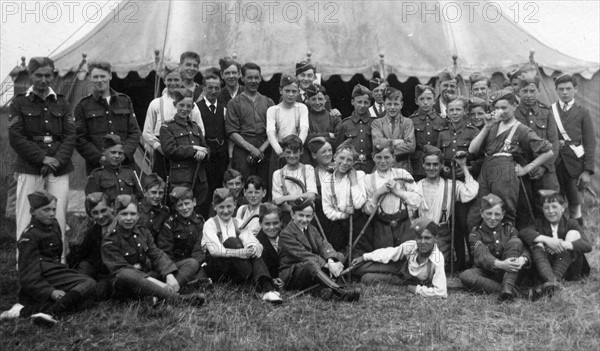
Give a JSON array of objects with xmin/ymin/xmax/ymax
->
[
  {"xmin": 537, "ymin": 102, "xmax": 549, "ymax": 109},
  {"xmin": 409, "ymin": 111, "xmax": 420, "ymax": 118},
  {"xmin": 21, "ymin": 224, "xmax": 35, "ymax": 235},
  {"xmin": 465, "ymin": 124, "xmax": 479, "ymax": 130},
  {"xmin": 15, "ymin": 92, "xmax": 26, "ymax": 97},
  {"xmin": 89, "ymin": 166, "xmax": 105, "ymax": 175}
]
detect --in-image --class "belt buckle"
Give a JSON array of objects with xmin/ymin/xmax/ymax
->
[
  {"xmin": 559, "ymin": 140, "xmax": 566, "ymax": 147},
  {"xmin": 357, "ymin": 154, "xmax": 367, "ymax": 163},
  {"xmin": 43, "ymin": 136, "xmax": 53, "ymax": 144},
  {"xmin": 390, "ymin": 220, "xmax": 398, "ymax": 227}
]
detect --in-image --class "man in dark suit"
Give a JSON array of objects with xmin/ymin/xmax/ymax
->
[{"xmin": 552, "ymin": 74, "xmax": 596, "ymax": 226}]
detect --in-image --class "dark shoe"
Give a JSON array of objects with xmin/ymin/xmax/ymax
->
[
  {"xmin": 333, "ymin": 288, "xmax": 360, "ymax": 302},
  {"xmin": 311, "ymin": 287, "xmax": 334, "ymax": 301},
  {"xmin": 181, "ymin": 293, "xmax": 206, "ymax": 307},
  {"xmin": 541, "ymin": 281, "xmax": 561, "ymax": 297},
  {"xmin": 31, "ymin": 313, "xmax": 58, "ymax": 327},
  {"xmin": 498, "ymin": 287, "xmax": 515, "ymax": 302}
]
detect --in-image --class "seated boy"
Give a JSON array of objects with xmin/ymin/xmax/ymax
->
[
  {"xmin": 102, "ymin": 195, "xmax": 206, "ymax": 307},
  {"xmin": 207, "ymin": 169, "xmax": 246, "ymax": 217},
  {"xmin": 157, "ymin": 187, "xmax": 209, "ymax": 290},
  {"xmin": 459, "ymin": 194, "xmax": 531, "ymax": 302},
  {"xmin": 255, "ymin": 203, "xmax": 283, "ymax": 283},
  {"xmin": 85, "ymin": 134, "xmax": 143, "ymax": 203},
  {"xmin": 279, "ymin": 197, "xmax": 360, "ymax": 302},
  {"xmin": 272, "ymin": 135, "xmax": 317, "ymax": 225},
  {"xmin": 236, "ymin": 175, "xmax": 267, "ymax": 237},
  {"xmin": 137, "ymin": 173, "xmax": 171, "ymax": 242},
  {"xmin": 66, "ymin": 192, "xmax": 114, "ymax": 299},
  {"xmin": 201, "ymin": 188, "xmax": 282, "ymax": 304},
  {"xmin": 351, "ymin": 217, "xmax": 447, "ymax": 298},
  {"xmin": 1, "ymin": 191, "xmax": 96, "ymax": 325},
  {"xmin": 519, "ymin": 190, "xmax": 591, "ymax": 296}
]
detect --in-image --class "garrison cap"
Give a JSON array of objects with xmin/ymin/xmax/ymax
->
[
  {"xmin": 468, "ymin": 97, "xmax": 489, "ymax": 110},
  {"xmin": 219, "ymin": 57, "xmax": 240, "ymax": 72},
  {"xmin": 438, "ymin": 70, "xmax": 456, "ymax": 83},
  {"xmin": 491, "ymin": 89, "xmax": 516, "ymax": 105},
  {"xmin": 114, "ymin": 194, "xmax": 137, "ymax": 214},
  {"xmin": 280, "ymin": 74, "xmax": 297, "ymax": 88},
  {"xmin": 336, "ymin": 138, "xmax": 356, "ymax": 154},
  {"xmin": 469, "ymin": 72, "xmax": 489, "ymax": 86},
  {"xmin": 103, "ymin": 134, "xmax": 123, "ymax": 150},
  {"xmin": 411, "ymin": 217, "xmax": 438, "ymax": 236},
  {"xmin": 213, "ymin": 188, "xmax": 234, "ymax": 205},
  {"xmin": 305, "ymin": 83, "xmax": 326, "ymax": 98},
  {"xmin": 518, "ymin": 76, "xmax": 540, "ymax": 89},
  {"xmin": 28, "ymin": 190, "xmax": 56, "ymax": 210},
  {"xmin": 307, "ymin": 136, "xmax": 328, "ymax": 154},
  {"xmin": 369, "ymin": 77, "xmax": 387, "ymax": 91},
  {"xmin": 295, "ymin": 61, "xmax": 315, "ymax": 76},
  {"xmin": 170, "ymin": 186, "xmax": 193, "ymax": 203},
  {"xmin": 291, "ymin": 197, "xmax": 314, "ymax": 212},
  {"xmin": 85, "ymin": 192, "xmax": 109, "ymax": 215},
  {"xmin": 142, "ymin": 173, "xmax": 165, "ymax": 190},
  {"xmin": 28, "ymin": 57, "xmax": 55, "ymax": 73},
  {"xmin": 415, "ymin": 84, "xmax": 435, "ymax": 98},
  {"xmin": 351, "ymin": 84, "xmax": 371, "ymax": 98},
  {"xmin": 481, "ymin": 193, "xmax": 504, "ymax": 211},
  {"xmin": 423, "ymin": 145, "xmax": 442, "ymax": 157}
]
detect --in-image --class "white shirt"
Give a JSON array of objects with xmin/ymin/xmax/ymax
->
[
  {"xmin": 363, "ymin": 240, "xmax": 447, "ymax": 298},
  {"xmin": 266, "ymin": 102, "xmax": 309, "ymax": 154},
  {"xmin": 415, "ymin": 175, "xmax": 479, "ymax": 224},
  {"xmin": 363, "ymin": 168, "xmax": 422, "ymax": 215},
  {"xmin": 272, "ymin": 164, "xmax": 317, "ymax": 200},
  {"xmin": 201, "ymin": 216, "xmax": 262, "ymax": 257},
  {"xmin": 369, "ymin": 102, "xmax": 385, "ymax": 118},
  {"xmin": 143, "ymin": 92, "xmax": 205, "ymax": 150},
  {"xmin": 321, "ymin": 170, "xmax": 367, "ymax": 221},
  {"xmin": 235, "ymin": 204, "xmax": 261, "ymax": 237},
  {"xmin": 561, "ymin": 99, "xmax": 574, "ymax": 112}
]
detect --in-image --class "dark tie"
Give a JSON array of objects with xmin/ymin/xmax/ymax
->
[
  {"xmin": 562, "ymin": 102, "xmax": 568, "ymax": 112},
  {"xmin": 209, "ymin": 104, "xmax": 216, "ymax": 114}
]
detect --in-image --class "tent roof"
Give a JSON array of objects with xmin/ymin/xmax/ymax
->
[{"xmin": 51, "ymin": 0, "xmax": 599, "ymax": 81}]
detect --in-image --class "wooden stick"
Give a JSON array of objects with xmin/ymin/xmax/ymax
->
[{"xmin": 289, "ymin": 284, "xmax": 320, "ymax": 299}]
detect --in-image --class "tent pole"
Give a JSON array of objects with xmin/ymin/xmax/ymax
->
[
  {"xmin": 529, "ymin": 49, "xmax": 554, "ymax": 104},
  {"xmin": 154, "ymin": 50, "xmax": 161, "ymax": 99},
  {"xmin": 64, "ymin": 53, "xmax": 87, "ymax": 102},
  {"xmin": 379, "ymin": 53, "xmax": 385, "ymax": 78}
]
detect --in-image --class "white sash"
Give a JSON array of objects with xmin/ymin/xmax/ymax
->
[{"xmin": 551, "ymin": 103, "xmax": 584, "ymax": 158}]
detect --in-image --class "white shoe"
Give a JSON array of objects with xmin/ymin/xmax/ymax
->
[
  {"xmin": 30, "ymin": 313, "xmax": 58, "ymax": 327},
  {"xmin": 262, "ymin": 291, "xmax": 283, "ymax": 305},
  {"xmin": 0, "ymin": 303, "xmax": 24, "ymax": 320}
]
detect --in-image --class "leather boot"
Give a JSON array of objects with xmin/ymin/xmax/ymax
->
[
  {"xmin": 531, "ymin": 246, "xmax": 559, "ymax": 296},
  {"xmin": 314, "ymin": 268, "xmax": 360, "ymax": 302},
  {"xmin": 459, "ymin": 269, "xmax": 501, "ymax": 293},
  {"xmin": 553, "ymin": 250, "xmax": 573, "ymax": 281},
  {"xmin": 48, "ymin": 290, "xmax": 83, "ymax": 316},
  {"xmin": 499, "ymin": 272, "xmax": 518, "ymax": 302}
]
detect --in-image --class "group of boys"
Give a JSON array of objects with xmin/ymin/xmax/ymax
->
[{"xmin": 3, "ymin": 53, "xmax": 595, "ymax": 324}]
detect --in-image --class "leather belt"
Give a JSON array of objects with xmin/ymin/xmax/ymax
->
[{"xmin": 29, "ymin": 135, "xmax": 62, "ymax": 143}]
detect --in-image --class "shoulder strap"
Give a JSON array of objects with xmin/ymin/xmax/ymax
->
[
  {"xmin": 500, "ymin": 121, "xmax": 521, "ymax": 152},
  {"xmin": 159, "ymin": 96, "xmax": 165, "ymax": 124},
  {"xmin": 275, "ymin": 106, "xmax": 280, "ymax": 138},
  {"xmin": 551, "ymin": 103, "xmax": 572, "ymax": 141},
  {"xmin": 314, "ymin": 167, "xmax": 321, "ymax": 193},
  {"xmin": 233, "ymin": 219, "xmax": 240, "ymax": 237},
  {"xmin": 295, "ymin": 104, "xmax": 300, "ymax": 132},
  {"xmin": 302, "ymin": 164, "xmax": 307, "ymax": 188},
  {"xmin": 280, "ymin": 166, "xmax": 289, "ymax": 196},
  {"xmin": 214, "ymin": 217, "xmax": 223, "ymax": 242},
  {"xmin": 440, "ymin": 179, "xmax": 449, "ymax": 222},
  {"xmin": 330, "ymin": 172, "xmax": 340, "ymax": 211}
]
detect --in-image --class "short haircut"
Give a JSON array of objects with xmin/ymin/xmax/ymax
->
[
  {"xmin": 203, "ymin": 71, "xmax": 222, "ymax": 85},
  {"xmin": 448, "ymin": 96, "xmax": 468, "ymax": 109},
  {"xmin": 180, "ymin": 51, "xmax": 201, "ymax": 64},
  {"xmin": 541, "ymin": 192, "xmax": 566, "ymax": 206},
  {"xmin": 468, "ymin": 99, "xmax": 490, "ymax": 113},
  {"xmin": 88, "ymin": 61, "xmax": 112, "ymax": 74},
  {"xmin": 174, "ymin": 188, "xmax": 195, "ymax": 203},
  {"xmin": 241, "ymin": 62, "xmax": 261, "ymax": 76},
  {"xmin": 494, "ymin": 93, "xmax": 518, "ymax": 106},
  {"xmin": 281, "ymin": 137, "xmax": 303, "ymax": 152},
  {"xmin": 554, "ymin": 74, "xmax": 578, "ymax": 88},
  {"xmin": 245, "ymin": 175, "xmax": 265, "ymax": 191},
  {"xmin": 384, "ymin": 89, "xmax": 403, "ymax": 102},
  {"xmin": 334, "ymin": 143, "xmax": 357, "ymax": 160},
  {"xmin": 259, "ymin": 203, "xmax": 281, "ymax": 223},
  {"xmin": 223, "ymin": 169, "xmax": 243, "ymax": 183},
  {"xmin": 518, "ymin": 77, "xmax": 540, "ymax": 89},
  {"xmin": 172, "ymin": 89, "xmax": 193, "ymax": 103}
]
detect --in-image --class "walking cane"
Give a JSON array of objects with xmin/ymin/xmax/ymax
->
[
  {"xmin": 450, "ymin": 160, "xmax": 457, "ymax": 276},
  {"xmin": 518, "ymin": 176, "xmax": 535, "ymax": 223},
  {"xmin": 191, "ymin": 161, "xmax": 201, "ymax": 191}
]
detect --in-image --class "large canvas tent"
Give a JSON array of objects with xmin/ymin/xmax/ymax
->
[{"xmin": 3, "ymin": 0, "xmax": 600, "ymax": 194}]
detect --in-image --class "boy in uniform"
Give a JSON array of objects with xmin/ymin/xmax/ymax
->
[{"xmin": 137, "ymin": 173, "xmax": 171, "ymax": 242}]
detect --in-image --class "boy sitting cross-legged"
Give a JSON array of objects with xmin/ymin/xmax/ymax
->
[{"xmin": 202, "ymin": 188, "xmax": 282, "ymax": 304}]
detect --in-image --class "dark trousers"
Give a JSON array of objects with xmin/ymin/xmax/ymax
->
[
  {"xmin": 18, "ymin": 265, "xmax": 96, "ymax": 305},
  {"xmin": 200, "ymin": 153, "xmax": 229, "ymax": 218},
  {"xmin": 174, "ymin": 258, "xmax": 201, "ymax": 285},
  {"xmin": 453, "ymin": 201, "xmax": 472, "ymax": 270},
  {"xmin": 328, "ymin": 212, "xmax": 368, "ymax": 258},
  {"xmin": 231, "ymin": 141, "xmax": 271, "ymax": 198},
  {"xmin": 112, "ymin": 268, "xmax": 187, "ymax": 301},
  {"xmin": 280, "ymin": 261, "xmax": 325, "ymax": 290},
  {"xmin": 152, "ymin": 151, "xmax": 169, "ymax": 180}
]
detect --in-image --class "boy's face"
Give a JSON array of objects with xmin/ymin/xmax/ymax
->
[
  {"xmin": 221, "ymin": 64, "xmax": 240, "ymax": 88},
  {"xmin": 174, "ymin": 97, "xmax": 194, "ymax": 119},
  {"xmin": 175, "ymin": 198, "xmax": 196, "ymax": 218},
  {"xmin": 423, "ymin": 154, "xmax": 441, "ymax": 179},
  {"xmin": 225, "ymin": 176, "xmax": 243, "ymax": 196},
  {"xmin": 542, "ymin": 200, "xmax": 565, "ymax": 224},
  {"xmin": 244, "ymin": 184, "xmax": 265, "ymax": 206},
  {"xmin": 32, "ymin": 200, "xmax": 57, "ymax": 226},
  {"xmin": 384, "ymin": 96, "xmax": 403, "ymax": 118},
  {"xmin": 116, "ymin": 203, "xmax": 139, "ymax": 230},
  {"xmin": 469, "ymin": 106, "xmax": 486, "ymax": 128},
  {"xmin": 104, "ymin": 144, "xmax": 125, "ymax": 167},
  {"xmin": 334, "ymin": 149, "xmax": 355, "ymax": 174},
  {"xmin": 312, "ymin": 142, "xmax": 332, "ymax": 167},
  {"xmin": 494, "ymin": 99, "xmax": 516, "ymax": 122},
  {"xmin": 416, "ymin": 230, "xmax": 436, "ymax": 255},
  {"xmin": 416, "ymin": 91, "xmax": 434, "ymax": 112},
  {"xmin": 204, "ymin": 78, "xmax": 222, "ymax": 102},
  {"xmin": 556, "ymin": 82, "xmax": 576, "ymax": 103},
  {"xmin": 481, "ymin": 204, "xmax": 504, "ymax": 228},
  {"xmin": 180, "ymin": 57, "xmax": 199, "ymax": 81},
  {"xmin": 308, "ymin": 92, "xmax": 326, "ymax": 112},
  {"xmin": 280, "ymin": 83, "xmax": 300, "ymax": 104},
  {"xmin": 519, "ymin": 83, "xmax": 538, "ymax": 106},
  {"xmin": 165, "ymin": 71, "xmax": 182, "ymax": 92},
  {"xmin": 373, "ymin": 148, "xmax": 393, "ymax": 172},
  {"xmin": 283, "ymin": 147, "xmax": 302, "ymax": 167},
  {"xmin": 372, "ymin": 83, "xmax": 387, "ymax": 104},
  {"xmin": 90, "ymin": 200, "xmax": 113, "ymax": 227},
  {"xmin": 351, "ymin": 95, "xmax": 370, "ymax": 115},
  {"xmin": 242, "ymin": 69, "xmax": 262, "ymax": 93},
  {"xmin": 296, "ymin": 69, "xmax": 315, "ymax": 90},
  {"xmin": 261, "ymin": 212, "xmax": 281, "ymax": 239},
  {"xmin": 447, "ymin": 101, "xmax": 465, "ymax": 124},
  {"xmin": 144, "ymin": 184, "xmax": 165, "ymax": 207},
  {"xmin": 472, "ymin": 80, "xmax": 489, "ymax": 100},
  {"xmin": 90, "ymin": 68, "xmax": 111, "ymax": 94},
  {"xmin": 214, "ymin": 197, "xmax": 236, "ymax": 221},
  {"xmin": 440, "ymin": 79, "xmax": 458, "ymax": 101},
  {"xmin": 292, "ymin": 206, "xmax": 314, "ymax": 229}
]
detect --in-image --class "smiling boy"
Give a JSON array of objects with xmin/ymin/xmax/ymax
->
[{"xmin": 236, "ymin": 175, "xmax": 267, "ymax": 236}]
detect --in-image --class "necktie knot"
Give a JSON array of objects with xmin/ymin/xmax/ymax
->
[
  {"xmin": 562, "ymin": 102, "xmax": 568, "ymax": 112},
  {"xmin": 209, "ymin": 104, "xmax": 216, "ymax": 113}
]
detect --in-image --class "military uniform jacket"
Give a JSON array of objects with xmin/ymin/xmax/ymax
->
[
  {"xmin": 437, "ymin": 121, "xmax": 479, "ymax": 165},
  {"xmin": 469, "ymin": 222, "xmax": 529, "ymax": 272},
  {"xmin": 554, "ymin": 102, "xmax": 596, "ymax": 176},
  {"xmin": 102, "ymin": 225, "xmax": 177, "ymax": 278},
  {"xmin": 278, "ymin": 221, "xmax": 344, "ymax": 272},
  {"xmin": 66, "ymin": 222, "xmax": 110, "ymax": 277},
  {"xmin": 17, "ymin": 218, "xmax": 66, "ymax": 302},
  {"xmin": 138, "ymin": 199, "xmax": 171, "ymax": 242},
  {"xmin": 9, "ymin": 88, "xmax": 75, "ymax": 176},
  {"xmin": 160, "ymin": 114, "xmax": 209, "ymax": 184},
  {"xmin": 157, "ymin": 212, "xmax": 206, "ymax": 263},
  {"xmin": 85, "ymin": 164, "xmax": 142, "ymax": 203},
  {"xmin": 410, "ymin": 109, "xmax": 446, "ymax": 175},
  {"xmin": 335, "ymin": 111, "xmax": 372, "ymax": 155},
  {"xmin": 74, "ymin": 89, "xmax": 141, "ymax": 168},
  {"xmin": 519, "ymin": 216, "xmax": 592, "ymax": 254},
  {"xmin": 514, "ymin": 102, "xmax": 559, "ymax": 172}
]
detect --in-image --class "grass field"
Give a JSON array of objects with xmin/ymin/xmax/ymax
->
[{"xmin": 1, "ymin": 209, "xmax": 599, "ymax": 350}]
